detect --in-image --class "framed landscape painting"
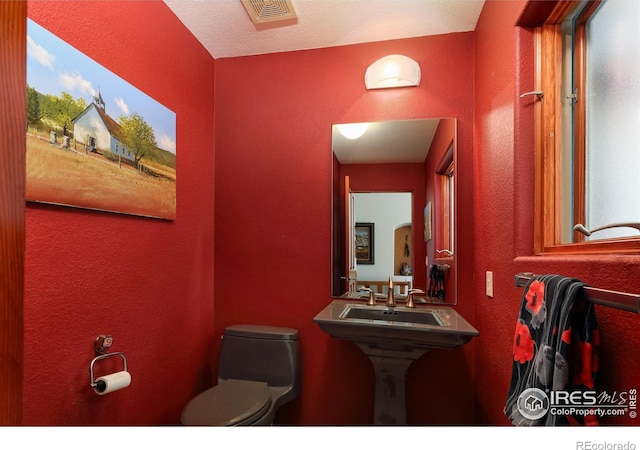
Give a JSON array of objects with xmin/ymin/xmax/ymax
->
[
  {"xmin": 355, "ymin": 222, "xmax": 374, "ymax": 264},
  {"xmin": 26, "ymin": 19, "xmax": 177, "ymax": 220}
]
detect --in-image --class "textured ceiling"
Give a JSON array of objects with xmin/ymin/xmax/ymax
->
[{"xmin": 163, "ymin": 0, "xmax": 485, "ymax": 59}]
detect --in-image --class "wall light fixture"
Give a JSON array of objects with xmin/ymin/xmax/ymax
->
[
  {"xmin": 336, "ymin": 122, "xmax": 370, "ymax": 140},
  {"xmin": 364, "ymin": 55, "xmax": 421, "ymax": 90}
]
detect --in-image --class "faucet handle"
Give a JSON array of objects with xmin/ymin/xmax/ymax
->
[
  {"xmin": 406, "ymin": 288, "xmax": 425, "ymax": 308},
  {"xmin": 359, "ymin": 287, "xmax": 376, "ymax": 306}
]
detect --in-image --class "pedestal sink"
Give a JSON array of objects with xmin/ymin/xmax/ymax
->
[{"xmin": 313, "ymin": 300, "xmax": 479, "ymax": 425}]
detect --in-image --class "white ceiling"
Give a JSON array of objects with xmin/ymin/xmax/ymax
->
[
  {"xmin": 163, "ymin": 0, "xmax": 485, "ymax": 59},
  {"xmin": 333, "ymin": 119, "xmax": 442, "ymax": 164},
  {"xmin": 164, "ymin": 1, "xmax": 480, "ymax": 163}
]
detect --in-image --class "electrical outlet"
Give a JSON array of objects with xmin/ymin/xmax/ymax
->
[{"xmin": 486, "ymin": 271, "xmax": 494, "ymax": 298}]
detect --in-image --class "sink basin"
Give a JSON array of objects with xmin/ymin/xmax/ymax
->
[
  {"xmin": 341, "ymin": 305, "xmax": 445, "ymax": 326},
  {"xmin": 314, "ymin": 300, "xmax": 478, "ymax": 351}
]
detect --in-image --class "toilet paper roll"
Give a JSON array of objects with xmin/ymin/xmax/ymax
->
[{"xmin": 93, "ymin": 371, "xmax": 131, "ymax": 395}]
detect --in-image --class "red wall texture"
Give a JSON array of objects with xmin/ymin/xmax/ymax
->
[
  {"xmin": 473, "ymin": 1, "xmax": 640, "ymax": 425},
  {"xmin": 214, "ymin": 34, "xmax": 476, "ymax": 424},
  {"xmin": 18, "ymin": 0, "xmax": 640, "ymax": 426},
  {"xmin": 24, "ymin": 1, "xmax": 215, "ymax": 424}
]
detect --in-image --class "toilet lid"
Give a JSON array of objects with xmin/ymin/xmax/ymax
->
[{"xmin": 181, "ymin": 379, "xmax": 272, "ymax": 426}]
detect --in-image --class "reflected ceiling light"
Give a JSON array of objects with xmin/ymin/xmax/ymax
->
[
  {"xmin": 364, "ymin": 55, "xmax": 421, "ymax": 90},
  {"xmin": 336, "ymin": 122, "xmax": 370, "ymax": 140}
]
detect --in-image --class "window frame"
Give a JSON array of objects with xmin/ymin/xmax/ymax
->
[
  {"xmin": 436, "ymin": 145, "xmax": 455, "ymax": 256},
  {"xmin": 534, "ymin": 0, "xmax": 640, "ymax": 255}
]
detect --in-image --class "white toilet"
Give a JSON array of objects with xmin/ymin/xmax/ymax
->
[{"xmin": 181, "ymin": 324, "xmax": 301, "ymax": 426}]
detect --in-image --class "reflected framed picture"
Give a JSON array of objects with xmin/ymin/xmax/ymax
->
[
  {"xmin": 424, "ymin": 202, "xmax": 432, "ymax": 241},
  {"xmin": 355, "ymin": 222, "xmax": 374, "ymax": 264}
]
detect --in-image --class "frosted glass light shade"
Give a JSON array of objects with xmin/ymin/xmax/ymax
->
[
  {"xmin": 364, "ymin": 55, "xmax": 421, "ymax": 90},
  {"xmin": 336, "ymin": 122, "xmax": 370, "ymax": 140}
]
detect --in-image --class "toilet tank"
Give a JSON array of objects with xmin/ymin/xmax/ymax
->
[{"xmin": 218, "ymin": 325, "xmax": 301, "ymax": 393}]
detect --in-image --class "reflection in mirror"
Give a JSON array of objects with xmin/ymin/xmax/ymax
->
[
  {"xmin": 331, "ymin": 118, "xmax": 457, "ymax": 305},
  {"xmin": 353, "ymin": 192, "xmax": 413, "ymax": 295}
]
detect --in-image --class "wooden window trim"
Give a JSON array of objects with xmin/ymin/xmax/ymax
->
[
  {"xmin": 439, "ymin": 162, "xmax": 454, "ymax": 252},
  {"xmin": 572, "ymin": 17, "xmax": 587, "ymax": 244},
  {"xmin": 534, "ymin": 0, "xmax": 640, "ymax": 255},
  {"xmin": 572, "ymin": 0, "xmax": 602, "ymax": 244},
  {"xmin": 436, "ymin": 147, "xmax": 454, "ymax": 255}
]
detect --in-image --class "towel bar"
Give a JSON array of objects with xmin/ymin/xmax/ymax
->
[{"xmin": 514, "ymin": 272, "xmax": 640, "ymax": 314}]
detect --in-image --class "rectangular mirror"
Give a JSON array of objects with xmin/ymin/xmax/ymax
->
[{"xmin": 331, "ymin": 118, "xmax": 457, "ymax": 305}]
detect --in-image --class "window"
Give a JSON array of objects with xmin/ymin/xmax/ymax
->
[
  {"xmin": 437, "ymin": 145, "xmax": 454, "ymax": 256},
  {"xmin": 535, "ymin": 0, "xmax": 640, "ymax": 254},
  {"xmin": 442, "ymin": 161, "xmax": 454, "ymax": 254}
]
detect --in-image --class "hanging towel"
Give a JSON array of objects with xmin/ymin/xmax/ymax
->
[
  {"xmin": 504, "ymin": 274, "xmax": 600, "ymax": 426},
  {"xmin": 427, "ymin": 264, "xmax": 446, "ymax": 301}
]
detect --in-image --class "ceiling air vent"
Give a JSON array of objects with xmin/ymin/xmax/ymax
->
[{"xmin": 240, "ymin": 0, "xmax": 297, "ymax": 26}]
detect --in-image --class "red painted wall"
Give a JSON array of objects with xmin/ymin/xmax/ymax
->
[
  {"xmin": 473, "ymin": 1, "xmax": 640, "ymax": 425},
  {"xmin": 23, "ymin": 0, "xmax": 637, "ymax": 428},
  {"xmin": 24, "ymin": 1, "xmax": 215, "ymax": 424},
  {"xmin": 424, "ymin": 119, "xmax": 456, "ymax": 301},
  {"xmin": 215, "ymin": 33, "xmax": 476, "ymax": 424}
]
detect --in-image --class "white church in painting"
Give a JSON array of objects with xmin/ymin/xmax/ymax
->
[{"xmin": 71, "ymin": 91, "xmax": 134, "ymax": 161}]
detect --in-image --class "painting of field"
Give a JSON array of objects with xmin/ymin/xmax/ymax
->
[
  {"xmin": 26, "ymin": 18, "xmax": 176, "ymax": 220},
  {"xmin": 26, "ymin": 135, "xmax": 176, "ymax": 219}
]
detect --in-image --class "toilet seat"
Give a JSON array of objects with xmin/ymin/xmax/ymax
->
[{"xmin": 181, "ymin": 379, "xmax": 273, "ymax": 426}]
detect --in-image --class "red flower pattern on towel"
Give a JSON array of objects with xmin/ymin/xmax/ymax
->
[
  {"xmin": 505, "ymin": 275, "xmax": 600, "ymax": 426},
  {"xmin": 571, "ymin": 340, "xmax": 596, "ymax": 388},
  {"xmin": 513, "ymin": 319, "xmax": 535, "ymax": 363},
  {"xmin": 525, "ymin": 280, "xmax": 545, "ymax": 315},
  {"xmin": 526, "ymin": 280, "xmax": 547, "ymax": 329},
  {"xmin": 562, "ymin": 327, "xmax": 572, "ymax": 345}
]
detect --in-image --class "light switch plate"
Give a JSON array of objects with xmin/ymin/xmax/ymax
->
[{"xmin": 486, "ymin": 271, "xmax": 494, "ymax": 298}]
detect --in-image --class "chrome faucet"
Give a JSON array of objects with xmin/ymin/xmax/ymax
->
[{"xmin": 386, "ymin": 276, "xmax": 396, "ymax": 307}]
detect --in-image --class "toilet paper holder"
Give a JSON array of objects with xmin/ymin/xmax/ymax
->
[{"xmin": 90, "ymin": 352, "xmax": 128, "ymax": 390}]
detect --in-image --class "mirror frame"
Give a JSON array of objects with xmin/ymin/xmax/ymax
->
[{"xmin": 331, "ymin": 118, "xmax": 457, "ymax": 305}]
